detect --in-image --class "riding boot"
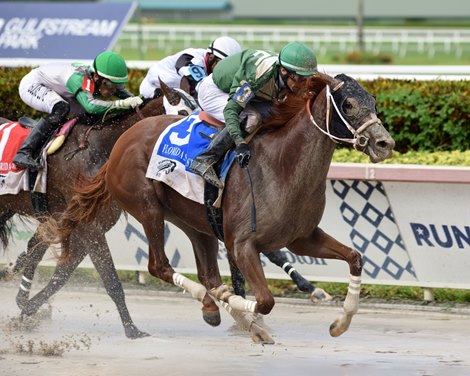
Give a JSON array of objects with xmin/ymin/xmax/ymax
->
[
  {"xmin": 13, "ymin": 118, "xmax": 58, "ymax": 171},
  {"xmin": 189, "ymin": 127, "xmax": 233, "ymax": 189}
]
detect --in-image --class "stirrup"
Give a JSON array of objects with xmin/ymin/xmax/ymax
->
[
  {"xmin": 202, "ymin": 166, "xmax": 223, "ymax": 189},
  {"xmin": 13, "ymin": 154, "xmax": 39, "ymax": 172}
]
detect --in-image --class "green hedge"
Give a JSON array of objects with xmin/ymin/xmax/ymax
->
[
  {"xmin": 1, "ymin": 67, "xmax": 469, "ymax": 153},
  {"xmin": 361, "ymin": 78, "xmax": 470, "ymax": 152}
]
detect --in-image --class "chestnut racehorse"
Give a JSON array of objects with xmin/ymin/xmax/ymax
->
[{"xmin": 44, "ymin": 73, "xmax": 395, "ymax": 342}]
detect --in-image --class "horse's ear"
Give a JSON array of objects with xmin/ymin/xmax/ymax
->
[
  {"xmin": 331, "ymin": 75, "xmax": 345, "ymax": 92},
  {"xmin": 158, "ymin": 77, "xmax": 181, "ymax": 105}
]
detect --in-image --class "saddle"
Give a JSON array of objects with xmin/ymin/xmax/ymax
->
[
  {"xmin": 199, "ymin": 111, "xmax": 224, "ymax": 127},
  {"xmin": 9, "ymin": 117, "xmax": 78, "ymax": 215}
]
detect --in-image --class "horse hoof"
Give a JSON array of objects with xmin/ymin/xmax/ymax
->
[
  {"xmin": 20, "ymin": 306, "xmax": 37, "ymax": 316},
  {"xmin": 202, "ymin": 310, "xmax": 221, "ymax": 327},
  {"xmin": 329, "ymin": 319, "xmax": 348, "ymax": 337},
  {"xmin": 125, "ymin": 326, "xmax": 151, "ymax": 339},
  {"xmin": 0, "ymin": 268, "xmax": 15, "ymax": 281},
  {"xmin": 250, "ymin": 322, "xmax": 275, "ymax": 345},
  {"xmin": 310, "ymin": 287, "xmax": 333, "ymax": 304}
]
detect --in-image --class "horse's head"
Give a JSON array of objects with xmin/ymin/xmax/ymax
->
[
  {"xmin": 327, "ymin": 74, "xmax": 395, "ymax": 163},
  {"xmin": 159, "ymin": 77, "xmax": 200, "ymax": 116}
]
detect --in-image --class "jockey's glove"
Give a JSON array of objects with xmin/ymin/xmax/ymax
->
[
  {"xmin": 235, "ymin": 142, "xmax": 251, "ymax": 168},
  {"xmin": 113, "ymin": 96, "xmax": 143, "ymax": 109}
]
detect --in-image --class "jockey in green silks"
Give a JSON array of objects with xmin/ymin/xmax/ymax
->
[
  {"xmin": 190, "ymin": 42, "xmax": 318, "ymax": 189},
  {"xmin": 14, "ymin": 51, "xmax": 142, "ymax": 171}
]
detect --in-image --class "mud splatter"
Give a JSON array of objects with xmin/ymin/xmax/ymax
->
[
  {"xmin": 3, "ymin": 333, "xmax": 93, "ymax": 357},
  {"xmin": 1, "ymin": 311, "xmax": 93, "ymax": 357}
]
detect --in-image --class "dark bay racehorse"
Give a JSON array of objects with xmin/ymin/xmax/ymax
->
[
  {"xmin": 42, "ymin": 73, "xmax": 394, "ymax": 341},
  {"xmin": 0, "ymin": 89, "xmax": 193, "ymax": 339}
]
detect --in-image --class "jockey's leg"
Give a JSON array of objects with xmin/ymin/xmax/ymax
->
[
  {"xmin": 13, "ymin": 101, "xmax": 69, "ymax": 171},
  {"xmin": 189, "ymin": 127, "xmax": 233, "ymax": 189}
]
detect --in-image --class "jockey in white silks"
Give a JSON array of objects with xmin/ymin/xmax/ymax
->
[{"xmin": 139, "ymin": 36, "xmax": 241, "ymax": 100}]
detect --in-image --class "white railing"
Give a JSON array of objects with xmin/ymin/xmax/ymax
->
[{"xmin": 118, "ymin": 24, "xmax": 470, "ymax": 58}]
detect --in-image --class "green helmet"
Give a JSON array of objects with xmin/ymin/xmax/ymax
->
[
  {"xmin": 278, "ymin": 42, "xmax": 317, "ymax": 76},
  {"xmin": 93, "ymin": 51, "xmax": 129, "ymax": 83}
]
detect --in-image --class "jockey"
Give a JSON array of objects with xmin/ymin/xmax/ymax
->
[
  {"xmin": 190, "ymin": 42, "xmax": 318, "ymax": 188},
  {"xmin": 139, "ymin": 36, "xmax": 241, "ymax": 99},
  {"xmin": 13, "ymin": 51, "xmax": 143, "ymax": 172}
]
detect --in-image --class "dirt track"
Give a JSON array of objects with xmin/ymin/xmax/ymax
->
[{"xmin": 1, "ymin": 285, "xmax": 470, "ymax": 376}]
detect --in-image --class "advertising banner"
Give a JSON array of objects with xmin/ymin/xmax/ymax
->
[
  {"xmin": 1, "ymin": 164, "xmax": 469, "ymax": 289},
  {"xmin": 0, "ymin": 1, "xmax": 136, "ymax": 59}
]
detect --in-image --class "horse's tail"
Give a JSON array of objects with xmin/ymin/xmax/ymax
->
[
  {"xmin": 39, "ymin": 161, "xmax": 112, "ymax": 262},
  {"xmin": 0, "ymin": 211, "xmax": 14, "ymax": 250}
]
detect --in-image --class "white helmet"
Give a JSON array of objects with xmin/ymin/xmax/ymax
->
[{"xmin": 207, "ymin": 36, "xmax": 241, "ymax": 59}]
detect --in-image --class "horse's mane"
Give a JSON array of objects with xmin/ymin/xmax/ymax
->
[
  {"xmin": 77, "ymin": 97, "xmax": 162, "ymax": 127},
  {"xmin": 264, "ymin": 72, "xmax": 332, "ymax": 128}
]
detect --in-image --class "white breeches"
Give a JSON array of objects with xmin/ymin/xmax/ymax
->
[
  {"xmin": 196, "ymin": 74, "xmax": 229, "ymax": 123},
  {"xmin": 18, "ymin": 70, "xmax": 65, "ymax": 114}
]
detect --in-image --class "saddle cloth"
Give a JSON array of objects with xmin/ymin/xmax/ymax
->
[
  {"xmin": 0, "ymin": 121, "xmax": 47, "ymax": 195},
  {"xmin": 146, "ymin": 111, "xmax": 234, "ymax": 204}
]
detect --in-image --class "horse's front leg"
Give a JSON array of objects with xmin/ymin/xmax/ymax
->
[
  {"xmin": 213, "ymin": 240, "xmax": 274, "ymax": 344},
  {"xmin": 288, "ymin": 227, "xmax": 362, "ymax": 337},
  {"xmin": 184, "ymin": 229, "xmax": 224, "ymax": 326}
]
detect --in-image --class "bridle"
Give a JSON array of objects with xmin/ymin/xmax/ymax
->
[{"xmin": 307, "ymin": 83, "xmax": 381, "ymax": 150}]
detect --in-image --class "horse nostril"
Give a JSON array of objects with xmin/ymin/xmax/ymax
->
[{"xmin": 376, "ymin": 138, "xmax": 395, "ymax": 150}]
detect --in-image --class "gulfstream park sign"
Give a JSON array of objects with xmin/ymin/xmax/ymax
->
[{"xmin": 0, "ymin": 2, "xmax": 136, "ymax": 59}]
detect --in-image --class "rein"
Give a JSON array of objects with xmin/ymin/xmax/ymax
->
[
  {"xmin": 64, "ymin": 106, "xmax": 144, "ymax": 160},
  {"xmin": 307, "ymin": 85, "xmax": 380, "ymax": 150}
]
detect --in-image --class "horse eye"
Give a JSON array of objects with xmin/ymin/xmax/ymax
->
[
  {"xmin": 342, "ymin": 99, "xmax": 353, "ymax": 112},
  {"xmin": 178, "ymin": 110, "xmax": 189, "ymax": 116}
]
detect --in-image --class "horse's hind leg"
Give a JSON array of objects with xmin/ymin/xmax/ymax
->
[
  {"xmin": 15, "ymin": 232, "xmax": 49, "ymax": 310},
  {"xmin": 287, "ymin": 227, "xmax": 363, "ymax": 337},
  {"xmin": 125, "ymin": 196, "xmax": 220, "ymax": 327},
  {"xmin": 263, "ymin": 250, "xmax": 313, "ymax": 293},
  {"xmin": 20, "ymin": 241, "xmax": 88, "ymax": 316},
  {"xmin": 227, "ymin": 251, "xmax": 246, "ymax": 297},
  {"xmin": 263, "ymin": 250, "xmax": 332, "ymax": 303},
  {"xmin": 182, "ymin": 228, "xmax": 223, "ymax": 326},
  {"xmin": 86, "ymin": 229, "xmax": 149, "ymax": 339}
]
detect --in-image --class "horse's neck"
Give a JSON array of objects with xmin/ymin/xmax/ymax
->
[
  {"xmin": 74, "ymin": 98, "xmax": 164, "ymax": 169},
  {"xmin": 263, "ymin": 99, "xmax": 335, "ymax": 198},
  {"xmin": 99, "ymin": 98, "xmax": 164, "ymax": 141}
]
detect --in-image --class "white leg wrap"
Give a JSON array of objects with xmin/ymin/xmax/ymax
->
[
  {"xmin": 227, "ymin": 295, "xmax": 257, "ymax": 313},
  {"xmin": 344, "ymin": 274, "xmax": 361, "ymax": 314},
  {"xmin": 172, "ymin": 272, "xmax": 207, "ymax": 302},
  {"xmin": 20, "ymin": 284, "xmax": 31, "ymax": 292},
  {"xmin": 22, "ymin": 275, "xmax": 32, "ymax": 283},
  {"xmin": 209, "ymin": 284, "xmax": 257, "ymax": 313}
]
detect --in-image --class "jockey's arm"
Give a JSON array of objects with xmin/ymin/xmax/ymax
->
[
  {"xmin": 175, "ymin": 53, "xmax": 203, "ymax": 95},
  {"xmin": 223, "ymin": 99, "xmax": 245, "ymax": 146},
  {"xmin": 114, "ymin": 84, "xmax": 133, "ymax": 99},
  {"xmin": 75, "ymin": 90, "xmax": 119, "ymax": 114},
  {"xmin": 223, "ymin": 78, "xmax": 258, "ymax": 145}
]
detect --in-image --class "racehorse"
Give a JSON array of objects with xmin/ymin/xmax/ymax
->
[
  {"xmin": 0, "ymin": 84, "xmax": 197, "ymax": 339},
  {"xmin": 1, "ymin": 82, "xmax": 319, "ymax": 342},
  {"xmin": 44, "ymin": 72, "xmax": 394, "ymax": 341}
]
